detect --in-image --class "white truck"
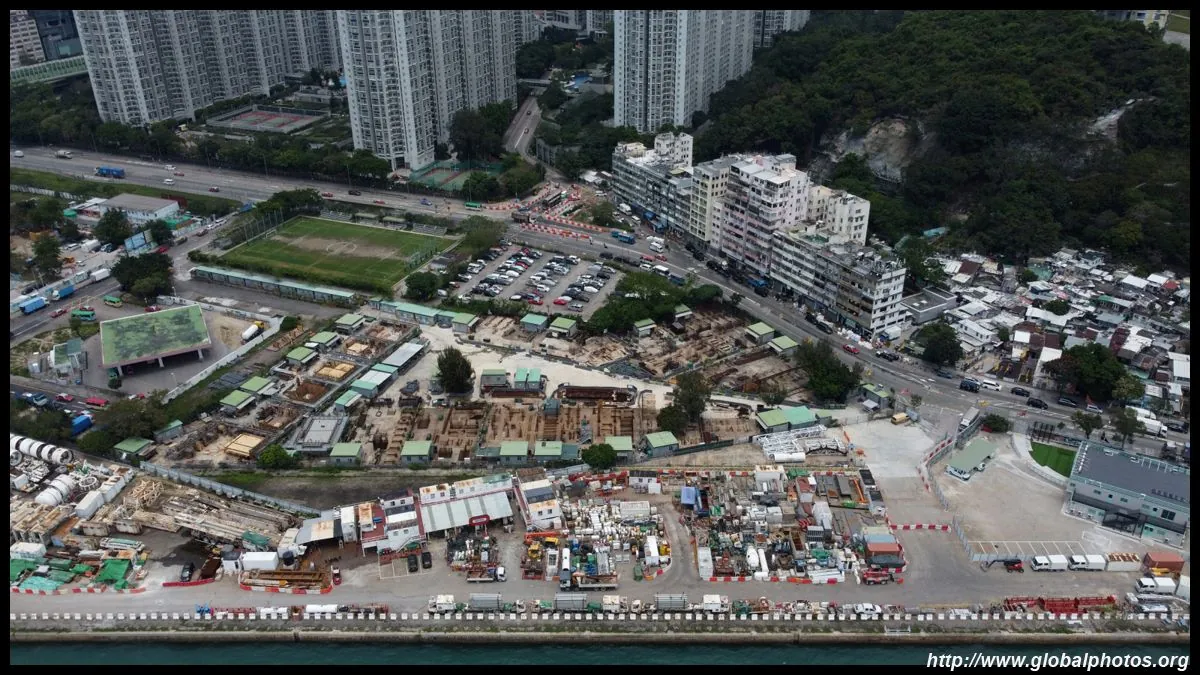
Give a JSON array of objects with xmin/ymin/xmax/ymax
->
[
  {"xmin": 1031, "ymin": 554, "xmax": 1069, "ymax": 572},
  {"xmin": 1136, "ymin": 577, "xmax": 1177, "ymax": 594},
  {"xmin": 601, "ymin": 595, "xmax": 628, "ymax": 613},
  {"xmin": 1140, "ymin": 418, "xmax": 1165, "ymax": 437},
  {"xmin": 1067, "ymin": 554, "xmax": 1107, "ymax": 571},
  {"xmin": 90, "ymin": 268, "xmax": 111, "ymax": 282},
  {"xmin": 701, "ymin": 594, "xmax": 730, "ymax": 614},
  {"xmin": 241, "ymin": 321, "xmax": 266, "ymax": 343}
]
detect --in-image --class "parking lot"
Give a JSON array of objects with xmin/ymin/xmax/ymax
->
[{"xmin": 457, "ymin": 244, "xmax": 622, "ymax": 319}]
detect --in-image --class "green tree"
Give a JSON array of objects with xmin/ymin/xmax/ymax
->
[
  {"xmin": 673, "ymin": 372, "xmax": 712, "ymax": 423},
  {"xmin": 257, "ymin": 444, "xmax": 300, "ymax": 469},
  {"xmin": 57, "ymin": 218, "xmax": 82, "ymax": 243},
  {"xmin": 436, "ymin": 347, "xmax": 475, "ymax": 395},
  {"xmin": 95, "ymin": 394, "xmax": 169, "ymax": 441},
  {"xmin": 499, "ymin": 163, "xmax": 541, "ymax": 197},
  {"xmin": 145, "ymin": 219, "xmax": 173, "ymax": 246},
  {"xmin": 29, "ymin": 196, "xmax": 67, "ymax": 231},
  {"xmin": 898, "ymin": 238, "xmax": 947, "ymax": 289},
  {"xmin": 461, "ymin": 172, "xmax": 503, "ymax": 202},
  {"xmin": 449, "ymin": 109, "xmax": 502, "ymax": 162},
  {"xmin": 761, "ymin": 383, "xmax": 788, "ymax": 406},
  {"xmin": 919, "ymin": 322, "xmax": 963, "ymax": 367},
  {"xmin": 280, "ymin": 316, "xmax": 300, "ymax": 332},
  {"xmin": 587, "ymin": 201, "xmax": 619, "ymax": 229},
  {"xmin": 131, "ymin": 276, "xmax": 169, "ymax": 302},
  {"xmin": 1072, "ymin": 412, "xmax": 1104, "ymax": 439},
  {"xmin": 656, "ymin": 404, "xmax": 689, "ymax": 437},
  {"xmin": 32, "ymin": 235, "xmax": 62, "ymax": 280},
  {"xmin": 794, "ymin": 340, "xmax": 862, "ymax": 403},
  {"xmin": 1056, "ymin": 343, "xmax": 1128, "ymax": 402},
  {"xmin": 555, "ymin": 150, "xmax": 584, "ymax": 181},
  {"xmin": 10, "ymin": 400, "xmax": 71, "ymax": 442},
  {"xmin": 1109, "ymin": 408, "xmax": 1144, "ymax": 448},
  {"xmin": 581, "ymin": 443, "xmax": 618, "ymax": 470},
  {"xmin": 404, "ymin": 272, "xmax": 442, "ymax": 302},
  {"xmin": 1043, "ymin": 299, "xmax": 1070, "ymax": 315},
  {"xmin": 909, "ymin": 394, "xmax": 923, "ymax": 409},
  {"xmin": 981, "ymin": 413, "xmax": 1010, "ymax": 433},
  {"xmin": 1019, "ymin": 269, "xmax": 1038, "ymax": 284},
  {"xmin": 112, "ymin": 252, "xmax": 172, "ymax": 293},
  {"xmin": 1111, "ymin": 374, "xmax": 1146, "ymax": 403},
  {"xmin": 728, "ymin": 292, "xmax": 743, "ymax": 308},
  {"xmin": 996, "ymin": 326, "xmax": 1011, "ymax": 343},
  {"xmin": 94, "ymin": 209, "xmax": 133, "ymax": 247},
  {"xmin": 76, "ymin": 429, "xmax": 118, "ymax": 457}
]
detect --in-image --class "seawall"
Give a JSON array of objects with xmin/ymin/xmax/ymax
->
[{"xmin": 10, "ymin": 630, "xmax": 1191, "ymax": 646}]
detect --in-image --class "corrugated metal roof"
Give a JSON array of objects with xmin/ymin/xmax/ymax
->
[{"xmin": 419, "ymin": 491, "xmax": 513, "ymax": 534}]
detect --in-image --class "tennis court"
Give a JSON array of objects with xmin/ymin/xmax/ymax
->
[
  {"xmin": 208, "ymin": 106, "xmax": 325, "ymax": 134},
  {"xmin": 410, "ymin": 160, "xmax": 502, "ymax": 191}
]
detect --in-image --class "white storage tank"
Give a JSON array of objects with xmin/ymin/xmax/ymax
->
[
  {"xmin": 75, "ymin": 491, "xmax": 106, "ymax": 520},
  {"xmin": 10, "ymin": 448, "xmax": 22, "ymax": 466},
  {"xmin": 34, "ymin": 474, "xmax": 77, "ymax": 506}
]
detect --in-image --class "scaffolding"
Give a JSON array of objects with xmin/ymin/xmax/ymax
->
[{"xmin": 755, "ymin": 426, "xmax": 828, "ymax": 457}]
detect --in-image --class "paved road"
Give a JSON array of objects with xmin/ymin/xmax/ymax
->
[{"xmin": 503, "ymin": 97, "xmax": 541, "ymax": 157}]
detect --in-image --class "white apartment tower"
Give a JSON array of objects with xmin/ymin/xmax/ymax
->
[
  {"xmin": 75, "ymin": 10, "xmax": 340, "ymax": 126},
  {"xmin": 338, "ymin": 10, "xmax": 516, "ymax": 172},
  {"xmin": 10, "ymin": 10, "xmax": 46, "ymax": 69},
  {"xmin": 613, "ymin": 10, "xmax": 755, "ymax": 133},
  {"xmin": 752, "ymin": 10, "xmax": 811, "ymax": 49},
  {"xmin": 513, "ymin": 10, "xmax": 543, "ymax": 47},
  {"xmin": 711, "ymin": 155, "xmax": 811, "ymax": 278},
  {"xmin": 806, "ymin": 185, "xmax": 871, "ymax": 245}
]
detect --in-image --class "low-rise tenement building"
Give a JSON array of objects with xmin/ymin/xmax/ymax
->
[
  {"xmin": 711, "ymin": 154, "xmax": 811, "ymax": 278},
  {"xmin": 610, "ymin": 132, "xmax": 694, "ymax": 233},
  {"xmin": 772, "ymin": 230, "xmax": 907, "ymax": 338}
]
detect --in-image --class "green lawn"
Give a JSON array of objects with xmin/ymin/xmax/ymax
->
[
  {"xmin": 1030, "ymin": 441, "xmax": 1077, "ymax": 477},
  {"xmin": 1166, "ymin": 10, "xmax": 1190, "ymax": 34},
  {"xmin": 221, "ymin": 216, "xmax": 452, "ymax": 291},
  {"xmin": 10, "ymin": 168, "xmax": 240, "ymax": 218},
  {"xmin": 99, "ymin": 305, "xmax": 212, "ymax": 367}
]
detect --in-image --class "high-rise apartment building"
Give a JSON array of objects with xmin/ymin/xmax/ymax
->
[
  {"xmin": 711, "ymin": 155, "xmax": 812, "ymax": 278},
  {"xmin": 338, "ymin": 10, "xmax": 517, "ymax": 172},
  {"xmin": 513, "ymin": 10, "xmax": 543, "ymax": 47},
  {"xmin": 28, "ymin": 10, "xmax": 81, "ymax": 62},
  {"xmin": 10, "ymin": 10, "xmax": 45, "ymax": 69},
  {"xmin": 585, "ymin": 10, "xmax": 614, "ymax": 36},
  {"xmin": 75, "ymin": 10, "xmax": 340, "ymax": 125},
  {"xmin": 613, "ymin": 10, "xmax": 754, "ymax": 133},
  {"xmin": 805, "ymin": 186, "xmax": 871, "ymax": 245},
  {"xmin": 752, "ymin": 10, "xmax": 810, "ymax": 49}
]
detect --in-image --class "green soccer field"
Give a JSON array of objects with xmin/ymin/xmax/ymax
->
[{"xmin": 221, "ymin": 216, "xmax": 452, "ymax": 289}]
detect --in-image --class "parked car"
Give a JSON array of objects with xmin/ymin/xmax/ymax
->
[
  {"xmin": 407, "ymin": 555, "xmax": 419, "ymax": 574},
  {"xmin": 144, "ymin": 305, "xmax": 161, "ymax": 313},
  {"xmin": 1011, "ymin": 387, "xmax": 1030, "ymax": 397},
  {"xmin": 1057, "ymin": 397, "xmax": 1079, "ymax": 408},
  {"xmin": 599, "ymin": 252, "xmax": 614, "ymax": 260},
  {"xmin": 527, "ymin": 297, "xmax": 543, "ymax": 306},
  {"xmin": 568, "ymin": 302, "xmax": 585, "ymax": 312},
  {"xmin": 180, "ymin": 562, "xmax": 195, "ymax": 583},
  {"xmin": 163, "ymin": 178, "xmax": 175, "ymax": 185},
  {"xmin": 935, "ymin": 368, "xmax": 955, "ymax": 379},
  {"xmin": 373, "ymin": 199, "xmax": 386, "ymax": 205},
  {"xmin": 51, "ymin": 308, "xmax": 67, "ymax": 318},
  {"xmin": 320, "ymin": 191, "xmax": 334, "ymax": 198},
  {"xmin": 421, "ymin": 551, "xmax": 433, "ymax": 569},
  {"xmin": 55, "ymin": 393, "xmax": 74, "ymax": 403},
  {"xmin": 1165, "ymin": 420, "xmax": 1188, "ymax": 433},
  {"xmin": 842, "ymin": 344, "xmax": 860, "ymax": 355},
  {"xmin": 554, "ymin": 297, "xmax": 570, "ymax": 306},
  {"xmin": 173, "ymin": 171, "xmax": 185, "ymax": 177},
  {"xmin": 1027, "ymin": 398, "xmax": 1048, "ymax": 409},
  {"xmin": 331, "ymin": 565, "xmax": 342, "ymax": 585}
]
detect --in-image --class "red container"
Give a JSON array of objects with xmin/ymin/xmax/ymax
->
[
  {"xmin": 1143, "ymin": 551, "xmax": 1185, "ymax": 573},
  {"xmin": 866, "ymin": 542, "xmax": 902, "ymax": 556},
  {"xmin": 1075, "ymin": 596, "xmax": 1116, "ymax": 609}
]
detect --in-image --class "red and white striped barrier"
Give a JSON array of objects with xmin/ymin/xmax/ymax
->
[
  {"xmin": 238, "ymin": 583, "xmax": 331, "ymax": 595},
  {"xmin": 543, "ymin": 215, "xmax": 604, "ymax": 232},
  {"xmin": 889, "ymin": 523, "xmax": 951, "ymax": 531},
  {"xmin": 12, "ymin": 586, "xmax": 147, "ymax": 596},
  {"xmin": 708, "ymin": 576, "xmax": 844, "ymax": 585}
]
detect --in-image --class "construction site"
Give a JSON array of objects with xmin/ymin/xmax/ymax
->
[
  {"xmin": 154, "ymin": 402, "xmax": 306, "ymax": 467},
  {"xmin": 10, "ymin": 434, "xmax": 313, "ymax": 594}
]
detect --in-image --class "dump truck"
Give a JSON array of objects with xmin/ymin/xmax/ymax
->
[
  {"xmin": 654, "ymin": 594, "xmax": 689, "ymax": 612},
  {"xmin": 554, "ymin": 593, "xmax": 588, "ymax": 612},
  {"xmin": 428, "ymin": 595, "xmax": 462, "ymax": 613},
  {"xmin": 51, "ymin": 284, "xmax": 75, "ymax": 301},
  {"xmin": 467, "ymin": 593, "xmax": 504, "ymax": 612},
  {"xmin": 701, "ymin": 595, "xmax": 730, "ymax": 613},
  {"xmin": 601, "ymin": 595, "xmax": 628, "ymax": 613},
  {"xmin": 1068, "ymin": 554, "xmax": 1107, "ymax": 571},
  {"xmin": 511, "ymin": 212, "xmax": 532, "ymax": 223}
]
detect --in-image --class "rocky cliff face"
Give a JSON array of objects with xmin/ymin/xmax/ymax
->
[{"xmin": 813, "ymin": 117, "xmax": 937, "ymax": 184}]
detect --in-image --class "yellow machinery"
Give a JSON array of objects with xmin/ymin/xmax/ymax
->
[{"xmin": 528, "ymin": 541, "xmax": 542, "ymax": 560}]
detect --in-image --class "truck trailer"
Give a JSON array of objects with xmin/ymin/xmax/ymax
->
[
  {"xmin": 51, "ymin": 284, "xmax": 75, "ymax": 301},
  {"xmin": 1068, "ymin": 554, "xmax": 1107, "ymax": 571},
  {"xmin": 554, "ymin": 593, "xmax": 588, "ymax": 612},
  {"xmin": 467, "ymin": 593, "xmax": 503, "ymax": 611},
  {"xmin": 654, "ymin": 594, "xmax": 689, "ymax": 612},
  {"xmin": 701, "ymin": 594, "xmax": 730, "ymax": 613},
  {"xmin": 19, "ymin": 297, "xmax": 47, "ymax": 314},
  {"xmin": 601, "ymin": 595, "xmax": 628, "ymax": 613},
  {"xmin": 90, "ymin": 268, "xmax": 111, "ymax": 282}
]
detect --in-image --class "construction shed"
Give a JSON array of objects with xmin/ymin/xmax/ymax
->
[
  {"xmin": 947, "ymin": 439, "xmax": 996, "ymax": 481},
  {"xmin": 220, "ymin": 389, "xmax": 255, "ymax": 413},
  {"xmin": 113, "ymin": 437, "xmax": 153, "ymax": 459},
  {"xmin": 633, "ymin": 318, "xmax": 655, "ymax": 337},
  {"xmin": 239, "ymin": 376, "xmax": 273, "ymax": 396},
  {"xmin": 349, "ymin": 370, "xmax": 391, "ymax": 398},
  {"xmin": 755, "ymin": 406, "xmax": 817, "ymax": 433},
  {"xmin": 521, "ymin": 313, "xmax": 549, "ymax": 333},
  {"xmin": 400, "ymin": 440, "xmax": 434, "ymax": 465},
  {"xmin": 287, "ymin": 346, "xmax": 318, "ymax": 366},
  {"xmin": 643, "ymin": 431, "xmax": 679, "ymax": 458},
  {"xmin": 548, "ymin": 317, "xmax": 577, "ymax": 338},
  {"xmin": 153, "ymin": 420, "xmax": 184, "ymax": 443},
  {"xmin": 605, "ymin": 436, "xmax": 635, "ymax": 461},
  {"xmin": 308, "ymin": 331, "xmax": 340, "ymax": 351},
  {"xmin": 334, "ymin": 391, "xmax": 363, "ymax": 412},
  {"xmin": 534, "ymin": 441, "xmax": 563, "ymax": 464},
  {"xmin": 335, "ymin": 313, "xmax": 365, "ymax": 333},
  {"xmin": 745, "ymin": 322, "xmax": 775, "ymax": 345},
  {"xmin": 513, "ymin": 367, "xmax": 544, "ymax": 392},
  {"xmin": 452, "ymin": 312, "xmax": 479, "ymax": 334},
  {"xmin": 769, "ymin": 335, "xmax": 798, "ymax": 356},
  {"xmin": 500, "ymin": 441, "xmax": 531, "ymax": 465},
  {"xmin": 329, "ymin": 442, "xmax": 364, "ymax": 466}
]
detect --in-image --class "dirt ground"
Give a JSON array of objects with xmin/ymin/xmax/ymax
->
[
  {"xmin": 274, "ymin": 234, "xmax": 397, "ymax": 261},
  {"xmin": 10, "ymin": 235, "xmax": 34, "ymax": 256},
  {"xmin": 206, "ymin": 312, "xmax": 255, "ymax": 351},
  {"xmin": 232, "ymin": 474, "xmax": 462, "ymax": 510}
]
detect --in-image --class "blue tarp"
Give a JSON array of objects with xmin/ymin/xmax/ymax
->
[{"xmin": 680, "ymin": 486, "xmax": 698, "ymax": 507}]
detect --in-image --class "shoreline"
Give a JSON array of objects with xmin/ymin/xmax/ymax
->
[{"xmin": 11, "ymin": 630, "xmax": 1191, "ymax": 646}]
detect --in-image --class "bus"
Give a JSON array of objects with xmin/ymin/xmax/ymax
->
[
  {"xmin": 652, "ymin": 264, "xmax": 670, "ymax": 278},
  {"xmin": 70, "ymin": 309, "xmax": 96, "ymax": 321},
  {"xmin": 464, "ymin": 202, "xmax": 483, "ymax": 211},
  {"xmin": 103, "ymin": 295, "xmax": 123, "ymax": 308},
  {"xmin": 544, "ymin": 191, "xmax": 568, "ymax": 209}
]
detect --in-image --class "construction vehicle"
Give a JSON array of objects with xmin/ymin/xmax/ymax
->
[
  {"xmin": 1068, "ymin": 555, "xmax": 1107, "ymax": 571},
  {"xmin": 654, "ymin": 593, "xmax": 689, "ymax": 612},
  {"xmin": 467, "ymin": 593, "xmax": 504, "ymax": 612},
  {"xmin": 51, "ymin": 284, "xmax": 75, "ymax": 302},
  {"xmin": 466, "ymin": 565, "xmax": 506, "ymax": 583},
  {"xmin": 701, "ymin": 595, "xmax": 730, "ymax": 613},
  {"xmin": 1031, "ymin": 555, "xmax": 1069, "ymax": 572},
  {"xmin": 554, "ymin": 593, "xmax": 588, "ymax": 612},
  {"xmin": 562, "ymin": 572, "xmax": 619, "ymax": 591},
  {"xmin": 428, "ymin": 595, "xmax": 465, "ymax": 613},
  {"xmin": 861, "ymin": 569, "xmax": 899, "ymax": 584},
  {"xmin": 732, "ymin": 597, "xmax": 772, "ymax": 617},
  {"xmin": 980, "ymin": 558, "xmax": 1024, "ymax": 573}
]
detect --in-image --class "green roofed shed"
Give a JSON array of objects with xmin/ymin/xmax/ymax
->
[
  {"xmin": 113, "ymin": 437, "xmax": 152, "ymax": 457},
  {"xmin": 239, "ymin": 376, "xmax": 270, "ymax": 393},
  {"xmin": 220, "ymin": 389, "xmax": 254, "ymax": 409}
]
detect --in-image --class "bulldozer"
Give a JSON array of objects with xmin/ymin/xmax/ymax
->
[{"xmin": 527, "ymin": 541, "xmax": 542, "ymax": 560}]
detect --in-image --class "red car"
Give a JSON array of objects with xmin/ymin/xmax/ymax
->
[
  {"xmin": 553, "ymin": 297, "xmax": 569, "ymax": 306},
  {"xmin": 208, "ymin": 186, "xmax": 220, "ymax": 193},
  {"xmin": 55, "ymin": 393, "xmax": 74, "ymax": 403},
  {"xmin": 145, "ymin": 305, "xmax": 161, "ymax": 313},
  {"xmin": 155, "ymin": 245, "xmax": 169, "ymax": 254},
  {"xmin": 373, "ymin": 199, "xmax": 386, "ymax": 205},
  {"xmin": 79, "ymin": 305, "xmax": 95, "ymax": 312},
  {"xmin": 173, "ymin": 171, "xmax": 185, "ymax": 176},
  {"xmin": 655, "ymin": 254, "xmax": 667, "ymax": 261},
  {"xmin": 320, "ymin": 192, "xmax": 334, "ymax": 198},
  {"xmin": 842, "ymin": 344, "xmax": 860, "ymax": 355},
  {"xmin": 527, "ymin": 297, "xmax": 543, "ymax": 306},
  {"xmin": 51, "ymin": 307, "xmax": 67, "ymax": 318}
]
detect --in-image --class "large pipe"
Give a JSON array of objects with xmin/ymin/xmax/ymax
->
[{"xmin": 10, "ymin": 433, "xmax": 76, "ymax": 466}]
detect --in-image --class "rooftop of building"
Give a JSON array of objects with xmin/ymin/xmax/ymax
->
[
  {"xmin": 1072, "ymin": 444, "xmax": 1189, "ymax": 508},
  {"xmin": 101, "ymin": 193, "xmax": 180, "ymax": 212}
]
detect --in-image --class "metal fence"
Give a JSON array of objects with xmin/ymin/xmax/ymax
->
[
  {"xmin": 154, "ymin": 296, "xmax": 281, "ymax": 402},
  {"xmin": 674, "ymin": 439, "xmax": 737, "ymax": 456},
  {"xmin": 138, "ymin": 462, "xmax": 318, "ymax": 516}
]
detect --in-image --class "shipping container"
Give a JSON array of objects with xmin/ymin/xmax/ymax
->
[
  {"xmin": 240, "ymin": 551, "xmax": 279, "ymax": 571},
  {"xmin": 654, "ymin": 594, "xmax": 689, "ymax": 611},
  {"xmin": 554, "ymin": 593, "xmax": 588, "ymax": 611},
  {"xmin": 74, "ymin": 491, "xmax": 106, "ymax": 520},
  {"xmin": 866, "ymin": 542, "xmax": 902, "ymax": 556},
  {"xmin": 1142, "ymin": 551, "xmax": 1185, "ymax": 573},
  {"xmin": 468, "ymin": 593, "xmax": 503, "ymax": 611},
  {"xmin": 10, "ymin": 542, "xmax": 47, "ymax": 560}
]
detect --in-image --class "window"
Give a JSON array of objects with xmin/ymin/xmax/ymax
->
[
  {"xmin": 1161, "ymin": 510, "xmax": 1177, "ymax": 521},
  {"xmin": 1119, "ymin": 497, "xmax": 1128, "ymax": 503}
]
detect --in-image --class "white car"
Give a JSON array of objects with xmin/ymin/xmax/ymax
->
[
  {"xmin": 13, "ymin": 150, "xmax": 24, "ymax": 158},
  {"xmin": 536, "ymin": 284, "xmax": 551, "ymax": 293},
  {"xmin": 567, "ymin": 256, "xmax": 580, "ymax": 264},
  {"xmin": 163, "ymin": 178, "xmax": 175, "ymax": 185},
  {"xmin": 583, "ymin": 286, "xmax": 599, "ymax": 294},
  {"xmin": 639, "ymin": 262, "xmax": 653, "ymax": 270},
  {"xmin": 164, "ymin": 164, "xmax": 176, "ymax": 170},
  {"xmin": 510, "ymin": 294, "xmax": 524, "ymax": 301},
  {"xmin": 503, "ymin": 270, "xmax": 521, "ymax": 279}
]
